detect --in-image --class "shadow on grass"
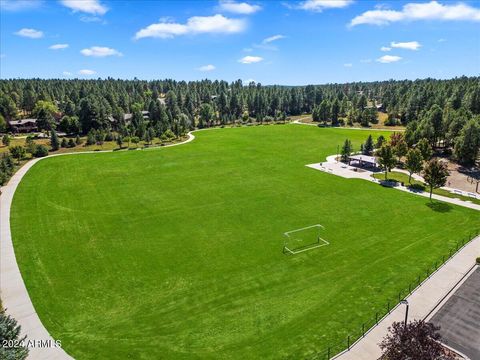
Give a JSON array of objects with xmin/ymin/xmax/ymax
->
[
  {"xmin": 408, "ymin": 183, "xmax": 426, "ymax": 193},
  {"xmin": 426, "ymin": 201, "xmax": 452, "ymax": 213}
]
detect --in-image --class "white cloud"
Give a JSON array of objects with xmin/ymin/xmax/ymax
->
[
  {"xmin": 350, "ymin": 1, "xmax": 480, "ymax": 26},
  {"xmin": 135, "ymin": 14, "xmax": 246, "ymax": 39},
  {"xmin": 360, "ymin": 58, "xmax": 372, "ymax": 63},
  {"xmin": 0, "ymin": 0, "xmax": 43, "ymax": 11},
  {"xmin": 244, "ymin": 78, "xmax": 256, "ymax": 84},
  {"xmin": 381, "ymin": 46, "xmax": 391, "ymax": 51},
  {"xmin": 299, "ymin": 0, "xmax": 354, "ymax": 12},
  {"xmin": 391, "ymin": 41, "xmax": 421, "ymax": 50},
  {"xmin": 49, "ymin": 43, "xmax": 69, "ymax": 50},
  {"xmin": 438, "ymin": 38, "xmax": 447, "ymax": 42},
  {"xmin": 198, "ymin": 64, "xmax": 216, "ymax": 71},
  {"xmin": 60, "ymin": 0, "xmax": 107, "ymax": 15},
  {"xmin": 343, "ymin": 63, "xmax": 353, "ymax": 67},
  {"xmin": 262, "ymin": 34, "xmax": 285, "ymax": 44},
  {"xmin": 15, "ymin": 28, "xmax": 43, "ymax": 38},
  {"xmin": 62, "ymin": 71, "xmax": 72, "ymax": 76},
  {"xmin": 239, "ymin": 55, "xmax": 263, "ymax": 64},
  {"xmin": 217, "ymin": 0, "xmax": 261, "ymax": 14},
  {"xmin": 80, "ymin": 46, "xmax": 122, "ymax": 57},
  {"xmin": 78, "ymin": 69, "xmax": 96, "ymax": 75},
  {"xmin": 80, "ymin": 15, "xmax": 103, "ymax": 23},
  {"xmin": 377, "ymin": 55, "xmax": 402, "ymax": 63}
]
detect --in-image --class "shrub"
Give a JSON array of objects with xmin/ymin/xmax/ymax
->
[
  {"xmin": 476, "ymin": 257, "xmax": 480, "ymax": 265},
  {"xmin": 86, "ymin": 131, "xmax": 95, "ymax": 146},
  {"xmin": 34, "ymin": 144, "xmax": 49, "ymax": 157},
  {"xmin": 67, "ymin": 138, "xmax": 76, "ymax": 148},
  {"xmin": 61, "ymin": 138, "xmax": 68, "ymax": 148},
  {"xmin": 105, "ymin": 132, "xmax": 114, "ymax": 142}
]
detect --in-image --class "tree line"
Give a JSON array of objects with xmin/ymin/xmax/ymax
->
[{"xmin": 0, "ymin": 77, "xmax": 478, "ymax": 164}]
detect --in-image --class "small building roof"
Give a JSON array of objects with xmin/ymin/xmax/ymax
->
[
  {"xmin": 348, "ymin": 154, "xmax": 377, "ymax": 164},
  {"xmin": 9, "ymin": 119, "xmax": 37, "ymax": 125}
]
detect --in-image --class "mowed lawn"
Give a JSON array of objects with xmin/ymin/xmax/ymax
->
[{"xmin": 11, "ymin": 125, "xmax": 480, "ymax": 359}]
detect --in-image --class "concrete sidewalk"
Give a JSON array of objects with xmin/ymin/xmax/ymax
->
[{"xmin": 333, "ymin": 236, "xmax": 480, "ymax": 360}]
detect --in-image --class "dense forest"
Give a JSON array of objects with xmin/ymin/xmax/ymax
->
[{"xmin": 0, "ymin": 76, "xmax": 479, "ymax": 165}]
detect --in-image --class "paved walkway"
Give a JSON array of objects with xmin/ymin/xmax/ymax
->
[
  {"xmin": 0, "ymin": 132, "xmax": 197, "ymax": 359},
  {"xmin": 333, "ymin": 236, "xmax": 480, "ymax": 360},
  {"xmin": 307, "ymin": 155, "xmax": 480, "ymax": 211}
]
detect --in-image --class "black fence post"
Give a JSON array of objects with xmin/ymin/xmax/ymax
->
[
  {"xmin": 375, "ymin": 312, "xmax": 378, "ymax": 324},
  {"xmin": 347, "ymin": 336, "xmax": 350, "ymax": 350},
  {"xmin": 327, "ymin": 347, "xmax": 330, "ymax": 359},
  {"xmin": 362, "ymin": 323, "xmax": 365, "ymax": 337}
]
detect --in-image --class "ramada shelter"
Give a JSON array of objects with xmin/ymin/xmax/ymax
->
[{"xmin": 347, "ymin": 154, "xmax": 378, "ymax": 168}]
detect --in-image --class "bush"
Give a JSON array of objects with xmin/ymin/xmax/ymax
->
[
  {"xmin": 86, "ymin": 131, "xmax": 95, "ymax": 146},
  {"xmin": 67, "ymin": 138, "xmax": 76, "ymax": 148},
  {"xmin": 61, "ymin": 138, "xmax": 68, "ymax": 148},
  {"xmin": 34, "ymin": 144, "xmax": 49, "ymax": 157},
  {"xmin": 105, "ymin": 132, "xmax": 114, "ymax": 142},
  {"xmin": 476, "ymin": 257, "xmax": 480, "ymax": 265}
]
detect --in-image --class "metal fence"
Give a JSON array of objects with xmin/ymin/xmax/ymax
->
[{"xmin": 309, "ymin": 230, "xmax": 480, "ymax": 360}]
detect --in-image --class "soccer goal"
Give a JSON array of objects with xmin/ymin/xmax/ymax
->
[{"xmin": 283, "ymin": 224, "xmax": 329, "ymax": 255}]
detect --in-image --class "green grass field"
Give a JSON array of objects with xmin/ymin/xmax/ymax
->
[{"xmin": 11, "ymin": 124, "xmax": 480, "ymax": 359}]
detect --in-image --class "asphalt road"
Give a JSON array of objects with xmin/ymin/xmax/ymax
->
[{"xmin": 430, "ymin": 267, "xmax": 480, "ymax": 360}]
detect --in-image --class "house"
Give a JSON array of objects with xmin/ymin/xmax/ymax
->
[
  {"xmin": 107, "ymin": 111, "xmax": 149, "ymax": 126},
  {"xmin": 8, "ymin": 119, "xmax": 38, "ymax": 133}
]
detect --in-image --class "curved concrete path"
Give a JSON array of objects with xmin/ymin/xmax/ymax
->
[{"xmin": 0, "ymin": 132, "xmax": 196, "ymax": 359}]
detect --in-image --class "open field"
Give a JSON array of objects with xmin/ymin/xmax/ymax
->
[{"xmin": 10, "ymin": 124, "xmax": 480, "ymax": 359}]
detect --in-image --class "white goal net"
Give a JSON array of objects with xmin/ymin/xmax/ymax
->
[{"xmin": 283, "ymin": 224, "xmax": 329, "ymax": 255}]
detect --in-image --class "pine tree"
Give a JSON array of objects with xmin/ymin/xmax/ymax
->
[
  {"xmin": 50, "ymin": 130, "xmax": 60, "ymax": 151},
  {"xmin": 340, "ymin": 139, "xmax": 352, "ymax": 162},
  {"xmin": 363, "ymin": 135, "xmax": 374, "ymax": 155}
]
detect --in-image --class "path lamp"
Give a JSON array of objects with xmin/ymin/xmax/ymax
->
[
  {"xmin": 337, "ymin": 144, "xmax": 339, "ymax": 163},
  {"xmin": 400, "ymin": 299, "xmax": 409, "ymax": 330}
]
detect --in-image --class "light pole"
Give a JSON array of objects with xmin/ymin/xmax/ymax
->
[
  {"xmin": 400, "ymin": 299, "xmax": 409, "ymax": 330},
  {"xmin": 337, "ymin": 144, "xmax": 339, "ymax": 163}
]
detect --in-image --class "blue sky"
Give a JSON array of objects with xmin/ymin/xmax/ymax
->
[{"xmin": 1, "ymin": 0, "xmax": 479, "ymax": 85}]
